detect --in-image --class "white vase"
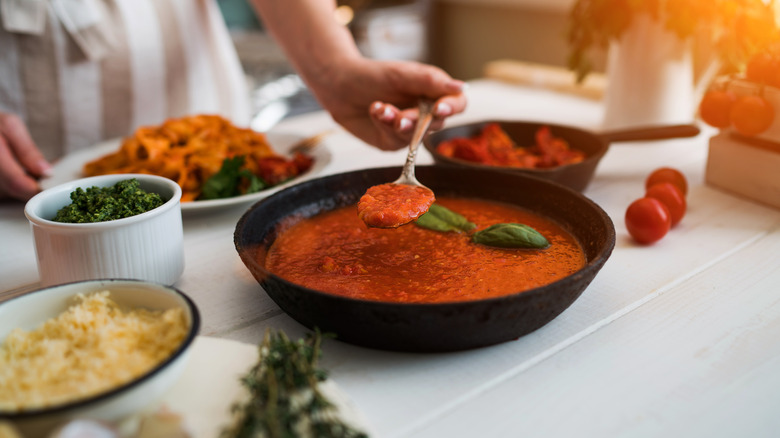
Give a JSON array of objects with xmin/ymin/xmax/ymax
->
[{"xmin": 602, "ymin": 13, "xmax": 695, "ymax": 130}]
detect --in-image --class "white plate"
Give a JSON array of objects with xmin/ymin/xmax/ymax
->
[
  {"xmin": 158, "ymin": 336, "xmax": 375, "ymax": 438},
  {"xmin": 41, "ymin": 132, "xmax": 332, "ymax": 212}
]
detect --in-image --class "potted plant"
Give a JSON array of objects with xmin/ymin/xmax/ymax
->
[
  {"xmin": 566, "ymin": 0, "xmax": 779, "ymax": 129},
  {"xmin": 568, "ymin": 0, "xmax": 778, "ymax": 82}
]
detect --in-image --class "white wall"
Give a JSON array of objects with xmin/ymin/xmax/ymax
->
[{"xmin": 429, "ymin": 0, "xmax": 594, "ymax": 80}]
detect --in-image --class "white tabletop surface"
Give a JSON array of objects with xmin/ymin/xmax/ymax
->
[{"xmin": 2, "ymin": 79, "xmax": 780, "ymax": 438}]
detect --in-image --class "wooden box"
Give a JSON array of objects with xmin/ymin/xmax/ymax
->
[{"xmin": 705, "ymin": 132, "xmax": 780, "ymax": 210}]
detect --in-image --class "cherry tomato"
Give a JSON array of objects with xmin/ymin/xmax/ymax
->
[
  {"xmin": 645, "ymin": 182, "xmax": 686, "ymax": 226},
  {"xmin": 625, "ymin": 198, "xmax": 671, "ymax": 244},
  {"xmin": 699, "ymin": 89, "xmax": 737, "ymax": 128},
  {"xmin": 746, "ymin": 51, "xmax": 776, "ymax": 83},
  {"xmin": 645, "ymin": 167, "xmax": 688, "ymax": 196},
  {"xmin": 766, "ymin": 55, "xmax": 780, "ymax": 89},
  {"xmin": 730, "ymin": 95, "xmax": 775, "ymax": 137},
  {"xmin": 770, "ymin": 69, "xmax": 780, "ymax": 89}
]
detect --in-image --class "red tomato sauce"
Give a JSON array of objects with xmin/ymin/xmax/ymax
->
[
  {"xmin": 264, "ymin": 197, "xmax": 586, "ymax": 303},
  {"xmin": 357, "ymin": 183, "xmax": 435, "ymax": 228},
  {"xmin": 436, "ymin": 124, "xmax": 585, "ymax": 169}
]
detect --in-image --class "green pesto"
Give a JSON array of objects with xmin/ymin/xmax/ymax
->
[{"xmin": 52, "ymin": 178, "xmax": 165, "ymax": 223}]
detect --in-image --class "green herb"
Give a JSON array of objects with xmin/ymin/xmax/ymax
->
[
  {"xmin": 243, "ymin": 171, "xmax": 266, "ymax": 195},
  {"xmin": 222, "ymin": 329, "xmax": 369, "ymax": 438},
  {"xmin": 200, "ymin": 156, "xmax": 267, "ymax": 200},
  {"xmin": 415, "ymin": 203, "xmax": 550, "ymax": 249},
  {"xmin": 472, "ymin": 223, "xmax": 550, "ymax": 249},
  {"xmin": 52, "ymin": 178, "xmax": 164, "ymax": 223},
  {"xmin": 415, "ymin": 203, "xmax": 476, "ymax": 233}
]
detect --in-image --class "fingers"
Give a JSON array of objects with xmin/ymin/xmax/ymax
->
[
  {"xmin": 0, "ymin": 113, "xmax": 50, "ymax": 178},
  {"xmin": 433, "ymin": 91, "xmax": 468, "ymax": 120},
  {"xmin": 395, "ymin": 92, "xmax": 468, "ymax": 134},
  {"xmin": 387, "ymin": 61, "xmax": 466, "ymax": 100},
  {"xmin": 0, "ymin": 137, "xmax": 40, "ymax": 201},
  {"xmin": 0, "ymin": 113, "xmax": 49, "ymax": 201},
  {"xmin": 370, "ymin": 101, "xmax": 399, "ymax": 126},
  {"xmin": 368, "ymin": 88, "xmax": 468, "ymax": 151},
  {"xmin": 368, "ymin": 102, "xmax": 407, "ymax": 151},
  {"xmin": 361, "ymin": 61, "xmax": 469, "ymax": 151}
]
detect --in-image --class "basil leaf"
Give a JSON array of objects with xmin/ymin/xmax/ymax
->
[
  {"xmin": 240, "ymin": 169, "xmax": 267, "ymax": 194},
  {"xmin": 200, "ymin": 156, "xmax": 246, "ymax": 200},
  {"xmin": 472, "ymin": 223, "xmax": 550, "ymax": 249},
  {"xmin": 415, "ymin": 203, "xmax": 476, "ymax": 233},
  {"xmin": 415, "ymin": 212, "xmax": 457, "ymax": 232}
]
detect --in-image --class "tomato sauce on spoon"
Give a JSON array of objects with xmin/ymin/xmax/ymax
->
[{"xmin": 357, "ymin": 183, "xmax": 435, "ymax": 228}]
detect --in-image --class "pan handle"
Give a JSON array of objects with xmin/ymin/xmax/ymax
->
[{"xmin": 597, "ymin": 124, "xmax": 701, "ymax": 144}]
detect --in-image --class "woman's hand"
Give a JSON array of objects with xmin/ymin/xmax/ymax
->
[
  {"xmin": 316, "ymin": 58, "xmax": 467, "ymax": 151},
  {"xmin": 0, "ymin": 113, "xmax": 51, "ymax": 201},
  {"xmin": 250, "ymin": 0, "xmax": 468, "ymax": 151}
]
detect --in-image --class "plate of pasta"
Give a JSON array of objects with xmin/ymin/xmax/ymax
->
[{"xmin": 41, "ymin": 115, "xmax": 332, "ymax": 212}]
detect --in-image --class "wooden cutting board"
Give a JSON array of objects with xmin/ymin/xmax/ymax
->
[{"xmin": 482, "ymin": 59, "xmax": 606, "ymax": 100}]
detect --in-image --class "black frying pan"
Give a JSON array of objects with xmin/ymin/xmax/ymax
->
[
  {"xmin": 234, "ymin": 166, "xmax": 616, "ymax": 352},
  {"xmin": 424, "ymin": 121, "xmax": 700, "ymax": 191}
]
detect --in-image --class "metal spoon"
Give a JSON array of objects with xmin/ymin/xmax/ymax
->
[{"xmin": 394, "ymin": 99, "xmax": 435, "ymax": 188}]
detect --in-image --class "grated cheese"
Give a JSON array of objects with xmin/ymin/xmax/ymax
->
[{"xmin": 0, "ymin": 291, "xmax": 188, "ymax": 412}]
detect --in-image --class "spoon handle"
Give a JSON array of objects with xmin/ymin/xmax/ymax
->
[{"xmin": 400, "ymin": 99, "xmax": 436, "ymax": 184}]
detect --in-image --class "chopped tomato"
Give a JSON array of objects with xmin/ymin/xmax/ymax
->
[{"xmin": 436, "ymin": 124, "xmax": 585, "ymax": 169}]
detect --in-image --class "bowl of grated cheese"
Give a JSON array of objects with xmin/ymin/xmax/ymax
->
[{"xmin": 0, "ymin": 279, "xmax": 200, "ymax": 435}]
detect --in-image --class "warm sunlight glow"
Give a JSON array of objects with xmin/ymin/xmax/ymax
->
[{"xmin": 334, "ymin": 5, "xmax": 354, "ymax": 26}]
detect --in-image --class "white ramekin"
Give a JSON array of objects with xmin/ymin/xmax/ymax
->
[{"xmin": 24, "ymin": 174, "xmax": 184, "ymax": 287}]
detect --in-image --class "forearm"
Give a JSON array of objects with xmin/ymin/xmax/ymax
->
[
  {"xmin": 249, "ymin": 0, "xmax": 467, "ymax": 151},
  {"xmin": 249, "ymin": 0, "xmax": 362, "ymax": 90}
]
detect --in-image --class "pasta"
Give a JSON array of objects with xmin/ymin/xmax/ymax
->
[{"xmin": 83, "ymin": 115, "xmax": 313, "ymax": 202}]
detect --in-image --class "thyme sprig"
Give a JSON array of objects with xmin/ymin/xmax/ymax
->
[{"xmin": 221, "ymin": 329, "xmax": 369, "ymax": 438}]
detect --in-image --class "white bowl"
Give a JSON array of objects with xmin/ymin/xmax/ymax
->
[
  {"xmin": 0, "ymin": 279, "xmax": 200, "ymax": 434},
  {"xmin": 24, "ymin": 174, "xmax": 184, "ymax": 287}
]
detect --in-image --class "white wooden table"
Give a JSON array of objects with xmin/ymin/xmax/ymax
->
[{"xmin": 2, "ymin": 80, "xmax": 780, "ymax": 438}]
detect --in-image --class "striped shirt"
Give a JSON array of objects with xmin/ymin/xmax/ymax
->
[{"xmin": 0, "ymin": 0, "xmax": 250, "ymax": 161}]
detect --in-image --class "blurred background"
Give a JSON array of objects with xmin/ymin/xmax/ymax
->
[{"xmin": 218, "ymin": 0, "xmax": 581, "ymax": 130}]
